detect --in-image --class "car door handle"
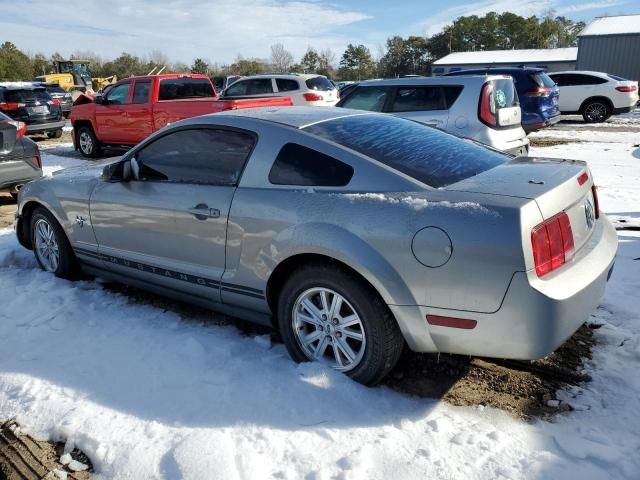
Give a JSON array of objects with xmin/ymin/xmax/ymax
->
[{"xmin": 187, "ymin": 204, "xmax": 220, "ymax": 220}]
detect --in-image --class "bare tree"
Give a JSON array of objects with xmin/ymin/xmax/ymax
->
[{"xmin": 270, "ymin": 43, "xmax": 293, "ymax": 72}]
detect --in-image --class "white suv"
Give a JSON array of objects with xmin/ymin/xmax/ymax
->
[
  {"xmin": 336, "ymin": 75, "xmax": 529, "ymax": 155},
  {"xmin": 219, "ymin": 73, "xmax": 339, "ymax": 106},
  {"xmin": 548, "ymin": 71, "xmax": 639, "ymax": 123}
]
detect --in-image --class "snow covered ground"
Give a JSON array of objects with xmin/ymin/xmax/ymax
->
[{"xmin": 0, "ymin": 117, "xmax": 639, "ymax": 479}]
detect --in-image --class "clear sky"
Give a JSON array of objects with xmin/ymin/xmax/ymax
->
[{"xmin": 1, "ymin": 0, "xmax": 637, "ymax": 64}]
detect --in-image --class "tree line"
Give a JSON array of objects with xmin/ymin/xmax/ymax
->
[{"xmin": 0, "ymin": 12, "xmax": 585, "ymax": 82}]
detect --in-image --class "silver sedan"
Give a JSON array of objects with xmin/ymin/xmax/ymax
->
[{"xmin": 15, "ymin": 107, "xmax": 617, "ymax": 385}]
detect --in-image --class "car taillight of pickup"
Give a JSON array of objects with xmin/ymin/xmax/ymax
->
[{"xmin": 70, "ymin": 74, "xmax": 293, "ymax": 158}]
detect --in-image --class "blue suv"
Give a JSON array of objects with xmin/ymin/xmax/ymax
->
[{"xmin": 445, "ymin": 67, "xmax": 560, "ymax": 132}]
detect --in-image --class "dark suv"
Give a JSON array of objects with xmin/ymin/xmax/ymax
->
[
  {"xmin": 445, "ymin": 67, "xmax": 560, "ymax": 132},
  {"xmin": 0, "ymin": 85, "xmax": 65, "ymax": 138},
  {"xmin": 39, "ymin": 83, "xmax": 73, "ymax": 118}
]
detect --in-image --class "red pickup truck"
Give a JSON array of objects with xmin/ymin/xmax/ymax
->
[{"xmin": 70, "ymin": 74, "xmax": 291, "ymax": 157}]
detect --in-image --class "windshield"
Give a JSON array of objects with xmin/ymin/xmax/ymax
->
[{"xmin": 304, "ymin": 114, "xmax": 509, "ymax": 188}]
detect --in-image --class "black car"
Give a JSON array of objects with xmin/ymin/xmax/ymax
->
[
  {"xmin": 0, "ymin": 85, "xmax": 65, "ymax": 138},
  {"xmin": 39, "ymin": 83, "xmax": 73, "ymax": 118},
  {"xmin": 0, "ymin": 112, "xmax": 42, "ymax": 201}
]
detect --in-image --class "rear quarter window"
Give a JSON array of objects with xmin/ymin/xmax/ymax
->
[
  {"xmin": 158, "ymin": 78, "xmax": 215, "ymax": 100},
  {"xmin": 304, "ymin": 115, "xmax": 508, "ymax": 188},
  {"xmin": 269, "ymin": 143, "xmax": 354, "ymax": 186}
]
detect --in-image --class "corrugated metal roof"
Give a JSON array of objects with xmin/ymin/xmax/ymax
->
[
  {"xmin": 432, "ymin": 48, "xmax": 578, "ymax": 65},
  {"xmin": 579, "ymin": 15, "xmax": 640, "ymax": 36}
]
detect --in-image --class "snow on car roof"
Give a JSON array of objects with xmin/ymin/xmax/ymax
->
[
  {"xmin": 579, "ymin": 14, "xmax": 640, "ymax": 36},
  {"xmin": 432, "ymin": 48, "xmax": 578, "ymax": 65}
]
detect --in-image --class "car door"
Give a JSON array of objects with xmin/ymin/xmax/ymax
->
[
  {"xmin": 89, "ymin": 126, "xmax": 256, "ymax": 302},
  {"xmin": 122, "ymin": 78, "xmax": 153, "ymax": 143},
  {"xmin": 385, "ymin": 86, "xmax": 450, "ymax": 128},
  {"xmin": 95, "ymin": 81, "xmax": 131, "ymax": 143}
]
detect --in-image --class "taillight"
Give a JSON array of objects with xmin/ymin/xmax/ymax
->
[
  {"xmin": 303, "ymin": 92, "xmax": 323, "ymax": 102},
  {"xmin": 48, "ymin": 99, "xmax": 61, "ymax": 106},
  {"xmin": 592, "ymin": 185, "xmax": 600, "ymax": 219},
  {"xmin": 615, "ymin": 85, "xmax": 637, "ymax": 93},
  {"xmin": 479, "ymin": 83, "xmax": 496, "ymax": 127},
  {"xmin": 7, "ymin": 121, "xmax": 27, "ymax": 140},
  {"xmin": 577, "ymin": 171, "xmax": 589, "ymax": 186},
  {"xmin": 525, "ymin": 87, "xmax": 552, "ymax": 97},
  {"xmin": 0, "ymin": 102, "xmax": 25, "ymax": 111},
  {"xmin": 32, "ymin": 155, "xmax": 41, "ymax": 169},
  {"xmin": 531, "ymin": 212, "xmax": 574, "ymax": 277}
]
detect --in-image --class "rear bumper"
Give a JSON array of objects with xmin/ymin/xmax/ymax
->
[
  {"xmin": 523, "ymin": 113, "xmax": 561, "ymax": 132},
  {"xmin": 27, "ymin": 120, "xmax": 66, "ymax": 133},
  {"xmin": 390, "ymin": 215, "xmax": 618, "ymax": 359},
  {"xmin": 613, "ymin": 105, "xmax": 634, "ymax": 115}
]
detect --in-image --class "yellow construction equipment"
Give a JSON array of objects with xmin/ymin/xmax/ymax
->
[{"xmin": 34, "ymin": 60, "xmax": 117, "ymax": 99}]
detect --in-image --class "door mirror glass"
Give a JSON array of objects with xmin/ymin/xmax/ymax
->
[{"xmin": 130, "ymin": 157, "xmax": 141, "ymax": 180}]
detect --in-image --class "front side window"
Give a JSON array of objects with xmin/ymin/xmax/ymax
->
[
  {"xmin": 132, "ymin": 80, "xmax": 151, "ymax": 104},
  {"xmin": 305, "ymin": 115, "xmax": 508, "ymax": 188},
  {"xmin": 340, "ymin": 87, "xmax": 390, "ymax": 112},
  {"xmin": 391, "ymin": 86, "xmax": 446, "ymax": 112},
  {"xmin": 106, "ymin": 83, "xmax": 130, "ymax": 105},
  {"xmin": 269, "ymin": 143, "xmax": 353, "ymax": 186},
  {"xmin": 158, "ymin": 78, "xmax": 215, "ymax": 100},
  {"xmin": 135, "ymin": 128, "xmax": 255, "ymax": 185}
]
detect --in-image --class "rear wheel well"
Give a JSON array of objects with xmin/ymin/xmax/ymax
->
[
  {"xmin": 580, "ymin": 96, "xmax": 613, "ymax": 112},
  {"xmin": 266, "ymin": 253, "xmax": 388, "ymax": 329}
]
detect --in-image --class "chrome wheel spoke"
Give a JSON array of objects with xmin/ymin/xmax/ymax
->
[
  {"xmin": 34, "ymin": 218, "xmax": 59, "ymax": 272},
  {"xmin": 292, "ymin": 287, "xmax": 366, "ymax": 372}
]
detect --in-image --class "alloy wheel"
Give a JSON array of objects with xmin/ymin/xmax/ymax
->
[
  {"xmin": 585, "ymin": 102, "xmax": 607, "ymax": 122},
  {"xmin": 34, "ymin": 218, "xmax": 59, "ymax": 272},
  {"xmin": 292, "ymin": 287, "xmax": 366, "ymax": 371},
  {"xmin": 79, "ymin": 131, "xmax": 93, "ymax": 155}
]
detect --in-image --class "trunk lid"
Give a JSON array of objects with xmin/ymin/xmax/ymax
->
[{"xmin": 447, "ymin": 157, "xmax": 598, "ymax": 253}]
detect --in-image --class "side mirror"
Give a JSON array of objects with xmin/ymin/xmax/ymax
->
[
  {"xmin": 94, "ymin": 95, "xmax": 105, "ymax": 105},
  {"xmin": 130, "ymin": 157, "xmax": 141, "ymax": 180},
  {"xmin": 102, "ymin": 160, "xmax": 133, "ymax": 182}
]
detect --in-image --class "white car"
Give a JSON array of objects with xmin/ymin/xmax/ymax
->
[
  {"xmin": 337, "ymin": 75, "xmax": 530, "ymax": 155},
  {"xmin": 548, "ymin": 71, "xmax": 638, "ymax": 123},
  {"xmin": 219, "ymin": 73, "xmax": 339, "ymax": 106}
]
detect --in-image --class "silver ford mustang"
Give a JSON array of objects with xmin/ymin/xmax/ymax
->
[{"xmin": 15, "ymin": 107, "xmax": 617, "ymax": 385}]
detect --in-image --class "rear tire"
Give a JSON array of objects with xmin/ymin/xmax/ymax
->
[
  {"xmin": 277, "ymin": 263, "xmax": 404, "ymax": 386},
  {"xmin": 47, "ymin": 129, "xmax": 63, "ymax": 139},
  {"xmin": 581, "ymin": 100, "xmax": 611, "ymax": 123},
  {"xmin": 77, "ymin": 126, "xmax": 102, "ymax": 158},
  {"xmin": 30, "ymin": 207, "xmax": 81, "ymax": 280}
]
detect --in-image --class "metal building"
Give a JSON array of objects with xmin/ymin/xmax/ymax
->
[
  {"xmin": 577, "ymin": 14, "xmax": 640, "ymax": 81},
  {"xmin": 431, "ymin": 48, "xmax": 577, "ymax": 76}
]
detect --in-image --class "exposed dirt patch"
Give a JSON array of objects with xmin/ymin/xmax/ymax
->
[
  {"xmin": 528, "ymin": 136, "xmax": 583, "ymax": 147},
  {"xmin": 385, "ymin": 324, "xmax": 595, "ymax": 420},
  {"xmin": 0, "ymin": 420, "xmax": 92, "ymax": 480},
  {"xmin": 0, "ymin": 195, "xmax": 16, "ymax": 229}
]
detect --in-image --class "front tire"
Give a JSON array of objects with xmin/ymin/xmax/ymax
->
[
  {"xmin": 77, "ymin": 126, "xmax": 102, "ymax": 158},
  {"xmin": 278, "ymin": 264, "xmax": 404, "ymax": 385},
  {"xmin": 582, "ymin": 100, "xmax": 611, "ymax": 123},
  {"xmin": 30, "ymin": 207, "xmax": 80, "ymax": 279}
]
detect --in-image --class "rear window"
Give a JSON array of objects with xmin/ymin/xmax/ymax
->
[
  {"xmin": 608, "ymin": 73, "xmax": 629, "ymax": 82},
  {"xmin": 531, "ymin": 73, "xmax": 556, "ymax": 88},
  {"xmin": 4, "ymin": 89, "xmax": 51, "ymax": 103},
  {"xmin": 489, "ymin": 79, "xmax": 519, "ymax": 108},
  {"xmin": 304, "ymin": 115, "xmax": 508, "ymax": 188},
  {"xmin": 46, "ymin": 86, "xmax": 67, "ymax": 94},
  {"xmin": 306, "ymin": 77, "xmax": 334, "ymax": 91},
  {"xmin": 158, "ymin": 78, "xmax": 215, "ymax": 100}
]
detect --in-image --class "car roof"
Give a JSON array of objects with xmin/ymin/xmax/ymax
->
[
  {"xmin": 0, "ymin": 83, "xmax": 46, "ymax": 91},
  {"xmin": 446, "ymin": 67, "xmax": 544, "ymax": 75},
  {"xmin": 209, "ymin": 106, "xmax": 377, "ymax": 129},
  {"xmin": 357, "ymin": 75, "xmax": 507, "ymax": 86},
  {"xmin": 238, "ymin": 73, "xmax": 324, "ymax": 81}
]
